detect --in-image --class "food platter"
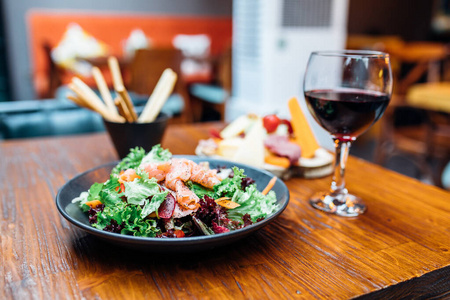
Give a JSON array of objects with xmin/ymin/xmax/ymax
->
[
  {"xmin": 195, "ymin": 143, "xmax": 334, "ymax": 180},
  {"xmin": 194, "ymin": 110, "xmax": 334, "ymax": 180},
  {"xmin": 56, "ymin": 156, "xmax": 290, "ymax": 253}
]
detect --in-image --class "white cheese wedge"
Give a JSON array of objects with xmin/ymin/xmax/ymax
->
[
  {"xmin": 220, "ymin": 115, "xmax": 255, "ymax": 139},
  {"xmin": 217, "ymin": 137, "xmax": 244, "ymax": 159},
  {"xmin": 232, "ymin": 118, "xmax": 265, "ymax": 168}
]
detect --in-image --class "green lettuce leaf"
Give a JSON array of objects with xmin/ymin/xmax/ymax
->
[
  {"xmin": 186, "ymin": 181, "xmax": 215, "ymax": 199},
  {"xmin": 93, "ymin": 202, "xmax": 124, "ymax": 229},
  {"xmin": 227, "ymin": 185, "xmax": 277, "ymax": 223},
  {"xmin": 139, "ymin": 144, "xmax": 172, "ymax": 166},
  {"xmin": 212, "ymin": 167, "xmax": 278, "ymax": 224},
  {"xmin": 93, "ymin": 201, "xmax": 160, "ymax": 237},
  {"xmin": 213, "ymin": 167, "xmax": 245, "ymax": 197},
  {"xmin": 141, "ymin": 192, "xmax": 168, "ymax": 218},
  {"xmin": 72, "ymin": 182, "xmax": 103, "ymax": 212},
  {"xmin": 123, "ymin": 176, "xmax": 161, "ymax": 205},
  {"xmin": 87, "ymin": 182, "xmax": 103, "ymax": 201},
  {"xmin": 112, "ymin": 147, "xmax": 146, "ymax": 175},
  {"xmin": 98, "ymin": 175, "xmax": 122, "ymax": 206}
]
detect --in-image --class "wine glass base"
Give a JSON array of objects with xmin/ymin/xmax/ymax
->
[{"xmin": 309, "ymin": 191, "xmax": 366, "ymax": 217}]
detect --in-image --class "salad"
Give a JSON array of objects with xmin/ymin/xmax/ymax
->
[{"xmin": 72, "ymin": 145, "xmax": 279, "ymax": 238}]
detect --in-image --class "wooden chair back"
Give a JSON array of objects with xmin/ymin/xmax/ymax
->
[
  {"xmin": 216, "ymin": 47, "xmax": 232, "ymax": 92},
  {"xmin": 373, "ymin": 42, "xmax": 450, "ymax": 188},
  {"xmin": 190, "ymin": 47, "xmax": 232, "ymax": 122},
  {"xmin": 128, "ymin": 48, "xmax": 192, "ymax": 123},
  {"xmin": 41, "ymin": 42, "xmax": 64, "ymax": 99}
]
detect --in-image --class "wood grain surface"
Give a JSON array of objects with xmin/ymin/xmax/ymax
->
[{"xmin": 1, "ymin": 122, "xmax": 449, "ymax": 299}]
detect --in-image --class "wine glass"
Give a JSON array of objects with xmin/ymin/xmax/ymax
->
[{"xmin": 303, "ymin": 50, "xmax": 392, "ymax": 217}]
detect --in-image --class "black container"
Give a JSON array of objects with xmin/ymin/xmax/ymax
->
[{"xmin": 103, "ymin": 113, "xmax": 169, "ymax": 159}]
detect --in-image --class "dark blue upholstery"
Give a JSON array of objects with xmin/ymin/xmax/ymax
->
[
  {"xmin": 189, "ymin": 83, "xmax": 228, "ymax": 104},
  {"xmin": 0, "ymin": 91, "xmax": 184, "ymax": 140},
  {"xmin": 0, "ymin": 99, "xmax": 104, "ymax": 139}
]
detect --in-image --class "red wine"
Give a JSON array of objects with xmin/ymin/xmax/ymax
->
[{"xmin": 304, "ymin": 89, "xmax": 390, "ymax": 141}]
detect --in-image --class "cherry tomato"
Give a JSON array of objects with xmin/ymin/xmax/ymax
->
[{"xmin": 263, "ymin": 114, "xmax": 281, "ymax": 133}]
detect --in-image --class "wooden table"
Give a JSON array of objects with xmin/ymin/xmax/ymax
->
[{"xmin": 1, "ymin": 123, "xmax": 450, "ymax": 299}]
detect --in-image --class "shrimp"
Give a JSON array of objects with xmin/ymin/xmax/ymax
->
[
  {"xmin": 141, "ymin": 161, "xmax": 172, "ymax": 182},
  {"xmin": 172, "ymin": 202, "xmax": 196, "ymax": 218},
  {"xmin": 189, "ymin": 162, "xmax": 221, "ymax": 188},
  {"xmin": 118, "ymin": 169, "xmax": 140, "ymax": 183},
  {"xmin": 171, "ymin": 179, "xmax": 199, "ymax": 210},
  {"xmin": 141, "ymin": 158, "xmax": 222, "ymax": 211},
  {"xmin": 142, "ymin": 158, "xmax": 221, "ymax": 188},
  {"xmin": 165, "ymin": 159, "xmax": 199, "ymax": 210},
  {"xmin": 165, "ymin": 158, "xmax": 192, "ymax": 184}
]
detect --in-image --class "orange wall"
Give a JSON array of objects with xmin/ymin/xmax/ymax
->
[{"xmin": 27, "ymin": 11, "xmax": 232, "ymax": 96}]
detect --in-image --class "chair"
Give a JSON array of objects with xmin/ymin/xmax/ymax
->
[
  {"xmin": 0, "ymin": 99, "xmax": 104, "ymax": 139},
  {"xmin": 188, "ymin": 47, "xmax": 232, "ymax": 122},
  {"xmin": 128, "ymin": 48, "xmax": 192, "ymax": 123},
  {"xmin": 374, "ymin": 42, "xmax": 450, "ymax": 188},
  {"xmin": 40, "ymin": 42, "xmax": 103, "ymax": 100},
  {"xmin": 40, "ymin": 42, "xmax": 64, "ymax": 99}
]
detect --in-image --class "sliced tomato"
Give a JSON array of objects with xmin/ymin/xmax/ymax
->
[
  {"xmin": 158, "ymin": 193, "xmax": 176, "ymax": 219},
  {"xmin": 115, "ymin": 182, "xmax": 125, "ymax": 193}
]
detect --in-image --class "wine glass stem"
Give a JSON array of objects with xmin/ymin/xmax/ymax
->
[{"xmin": 331, "ymin": 139, "xmax": 352, "ymax": 195}]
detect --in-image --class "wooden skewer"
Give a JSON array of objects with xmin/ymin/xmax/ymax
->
[
  {"xmin": 67, "ymin": 94, "xmax": 94, "ymax": 110},
  {"xmin": 116, "ymin": 88, "xmax": 138, "ymax": 121},
  {"xmin": 108, "ymin": 56, "xmax": 138, "ymax": 122},
  {"xmin": 114, "ymin": 97, "xmax": 134, "ymax": 123},
  {"xmin": 138, "ymin": 68, "xmax": 177, "ymax": 123},
  {"xmin": 68, "ymin": 83, "xmax": 102, "ymax": 114},
  {"xmin": 114, "ymin": 97, "xmax": 126, "ymax": 119},
  {"xmin": 73, "ymin": 77, "xmax": 125, "ymax": 123},
  {"xmin": 108, "ymin": 56, "xmax": 125, "ymax": 91},
  {"xmin": 71, "ymin": 77, "xmax": 115, "ymax": 118},
  {"xmin": 151, "ymin": 70, "xmax": 177, "ymax": 120},
  {"xmin": 92, "ymin": 66, "xmax": 117, "ymax": 115},
  {"xmin": 138, "ymin": 69, "xmax": 172, "ymax": 122},
  {"xmin": 69, "ymin": 81, "xmax": 125, "ymax": 123}
]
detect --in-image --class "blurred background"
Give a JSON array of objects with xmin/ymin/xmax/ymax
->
[{"xmin": 0, "ymin": 0, "xmax": 449, "ymax": 189}]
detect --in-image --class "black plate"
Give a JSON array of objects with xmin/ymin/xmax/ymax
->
[{"xmin": 56, "ymin": 156, "xmax": 290, "ymax": 252}]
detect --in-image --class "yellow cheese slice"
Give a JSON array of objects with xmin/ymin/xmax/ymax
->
[
  {"xmin": 232, "ymin": 118, "xmax": 265, "ymax": 168},
  {"xmin": 288, "ymin": 97, "xmax": 320, "ymax": 158}
]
